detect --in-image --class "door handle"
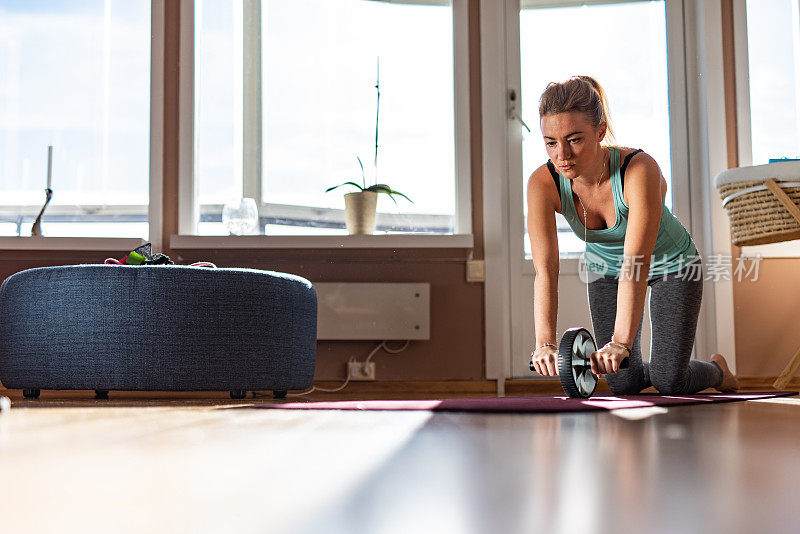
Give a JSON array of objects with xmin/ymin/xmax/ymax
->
[{"xmin": 508, "ymin": 89, "xmax": 531, "ymax": 134}]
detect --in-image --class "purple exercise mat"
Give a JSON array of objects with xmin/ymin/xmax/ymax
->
[{"xmin": 254, "ymin": 391, "xmax": 798, "ymax": 413}]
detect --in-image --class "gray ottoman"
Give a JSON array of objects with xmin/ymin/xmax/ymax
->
[{"xmin": 0, "ymin": 265, "xmax": 317, "ymax": 399}]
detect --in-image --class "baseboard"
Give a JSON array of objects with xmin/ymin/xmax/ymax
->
[
  {"xmin": 0, "ymin": 380, "xmax": 497, "ymax": 399},
  {"xmin": 306, "ymin": 380, "xmax": 497, "ymax": 394},
  {"xmin": 736, "ymin": 377, "xmax": 800, "ymax": 389}
]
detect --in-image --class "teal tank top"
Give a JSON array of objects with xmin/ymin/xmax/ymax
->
[{"xmin": 556, "ymin": 147, "xmax": 698, "ymax": 277}]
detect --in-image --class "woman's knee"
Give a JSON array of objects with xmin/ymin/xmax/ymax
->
[{"xmin": 651, "ymin": 375, "xmax": 688, "ymax": 395}]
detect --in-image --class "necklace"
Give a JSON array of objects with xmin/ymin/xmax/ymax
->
[{"xmin": 574, "ymin": 147, "xmax": 609, "ymax": 240}]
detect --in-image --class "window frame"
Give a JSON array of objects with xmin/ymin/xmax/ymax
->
[
  {"xmin": 514, "ymin": 0, "xmax": 688, "ymax": 259},
  {"xmin": 150, "ymin": 0, "xmax": 165, "ymax": 250},
  {"xmin": 733, "ymin": 0, "xmax": 800, "ymax": 258},
  {"xmin": 0, "ymin": 0, "xmax": 158, "ymax": 245},
  {"xmin": 483, "ymin": 0, "xmax": 736, "ymax": 389},
  {"xmin": 178, "ymin": 0, "xmax": 473, "ymax": 241},
  {"xmin": 505, "ymin": 0, "xmax": 694, "ymax": 270}
]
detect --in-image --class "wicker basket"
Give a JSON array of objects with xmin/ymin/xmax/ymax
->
[{"xmin": 715, "ymin": 162, "xmax": 800, "ymax": 247}]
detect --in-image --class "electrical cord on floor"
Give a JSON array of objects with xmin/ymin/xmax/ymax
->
[
  {"xmin": 284, "ymin": 360, "xmax": 355, "ymax": 397},
  {"xmin": 278, "ymin": 340, "xmax": 412, "ymax": 398}
]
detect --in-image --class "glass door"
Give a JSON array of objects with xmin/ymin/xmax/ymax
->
[{"xmin": 507, "ymin": 0, "xmax": 691, "ymax": 377}]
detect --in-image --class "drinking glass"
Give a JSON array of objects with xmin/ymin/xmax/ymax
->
[{"xmin": 222, "ymin": 197, "xmax": 259, "ymax": 235}]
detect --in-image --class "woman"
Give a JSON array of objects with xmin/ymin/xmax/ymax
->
[{"xmin": 527, "ymin": 76, "xmax": 739, "ymax": 395}]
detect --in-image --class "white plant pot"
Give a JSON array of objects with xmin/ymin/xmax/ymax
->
[{"xmin": 344, "ymin": 191, "xmax": 378, "ymax": 235}]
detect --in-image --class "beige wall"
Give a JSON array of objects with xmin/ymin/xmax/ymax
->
[{"xmin": 732, "ymin": 260, "xmax": 800, "ymax": 376}]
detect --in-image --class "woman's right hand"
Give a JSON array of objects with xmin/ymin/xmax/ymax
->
[{"xmin": 530, "ymin": 344, "xmax": 560, "ymax": 376}]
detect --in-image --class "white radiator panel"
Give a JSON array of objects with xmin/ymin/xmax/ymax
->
[{"xmin": 315, "ymin": 283, "xmax": 430, "ymax": 340}]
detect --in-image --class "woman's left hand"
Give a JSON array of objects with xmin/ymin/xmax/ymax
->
[{"xmin": 590, "ymin": 342, "xmax": 630, "ymax": 376}]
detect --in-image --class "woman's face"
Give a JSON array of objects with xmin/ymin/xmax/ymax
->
[{"xmin": 540, "ymin": 112, "xmax": 606, "ymax": 180}]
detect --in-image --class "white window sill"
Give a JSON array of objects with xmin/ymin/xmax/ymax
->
[
  {"xmin": 170, "ymin": 234, "xmax": 474, "ymax": 250},
  {"xmin": 0, "ymin": 237, "xmax": 146, "ymax": 251}
]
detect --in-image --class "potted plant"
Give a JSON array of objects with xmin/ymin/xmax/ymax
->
[
  {"xmin": 325, "ymin": 58, "xmax": 412, "ymax": 235},
  {"xmin": 326, "ymin": 157, "xmax": 411, "ymax": 234}
]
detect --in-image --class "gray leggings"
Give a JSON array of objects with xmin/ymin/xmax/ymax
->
[{"xmin": 587, "ymin": 256, "xmax": 723, "ymax": 395}]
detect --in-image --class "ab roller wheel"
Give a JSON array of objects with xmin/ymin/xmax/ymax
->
[
  {"xmin": 530, "ymin": 327, "xmax": 630, "ymax": 398},
  {"xmin": 558, "ymin": 327, "xmax": 599, "ymax": 398}
]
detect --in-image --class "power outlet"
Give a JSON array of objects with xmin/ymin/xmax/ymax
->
[{"xmin": 347, "ymin": 361, "xmax": 376, "ymax": 381}]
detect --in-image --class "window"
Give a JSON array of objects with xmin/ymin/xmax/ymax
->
[
  {"xmin": 735, "ymin": 0, "xmax": 800, "ymax": 257},
  {"xmin": 519, "ymin": 0, "xmax": 671, "ymax": 256},
  {"xmin": 194, "ymin": 0, "xmax": 460, "ymax": 236},
  {"xmin": 0, "ymin": 0, "xmax": 151, "ymax": 238},
  {"xmin": 744, "ymin": 0, "xmax": 800, "ymax": 165}
]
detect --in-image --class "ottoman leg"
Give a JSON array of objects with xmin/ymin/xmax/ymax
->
[
  {"xmin": 95, "ymin": 390, "xmax": 110, "ymax": 400},
  {"xmin": 273, "ymin": 390, "xmax": 287, "ymax": 399},
  {"xmin": 22, "ymin": 389, "xmax": 40, "ymax": 399},
  {"xmin": 230, "ymin": 390, "xmax": 247, "ymax": 400}
]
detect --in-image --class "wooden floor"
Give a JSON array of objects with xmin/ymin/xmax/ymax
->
[{"xmin": 1, "ymin": 387, "xmax": 799, "ymax": 534}]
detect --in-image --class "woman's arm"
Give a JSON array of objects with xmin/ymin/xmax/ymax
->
[
  {"xmin": 614, "ymin": 152, "xmax": 664, "ymax": 348},
  {"xmin": 526, "ymin": 166, "xmax": 561, "ymax": 348}
]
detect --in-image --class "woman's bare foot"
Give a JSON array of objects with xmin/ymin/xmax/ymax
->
[{"xmin": 711, "ymin": 353, "xmax": 740, "ymax": 393}]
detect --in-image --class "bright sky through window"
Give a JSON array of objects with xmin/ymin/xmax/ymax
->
[
  {"xmin": 746, "ymin": 0, "xmax": 800, "ymax": 165},
  {"xmin": 195, "ymin": 0, "xmax": 455, "ymax": 235},
  {"xmin": 0, "ymin": 0, "xmax": 151, "ymax": 208}
]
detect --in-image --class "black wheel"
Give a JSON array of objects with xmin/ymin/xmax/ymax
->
[
  {"xmin": 273, "ymin": 390, "xmax": 287, "ymax": 399},
  {"xmin": 95, "ymin": 390, "xmax": 109, "ymax": 400},
  {"xmin": 230, "ymin": 390, "xmax": 247, "ymax": 399},
  {"xmin": 558, "ymin": 327, "xmax": 598, "ymax": 398},
  {"xmin": 22, "ymin": 389, "xmax": 40, "ymax": 399}
]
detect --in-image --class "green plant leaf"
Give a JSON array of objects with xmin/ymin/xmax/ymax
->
[
  {"xmin": 325, "ymin": 181, "xmax": 365, "ymax": 193},
  {"xmin": 365, "ymin": 184, "xmax": 391, "ymax": 193},
  {"xmin": 390, "ymin": 190, "xmax": 413, "ymax": 203},
  {"xmin": 364, "ymin": 184, "xmax": 413, "ymax": 204},
  {"xmin": 356, "ymin": 156, "xmax": 366, "ymax": 189}
]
